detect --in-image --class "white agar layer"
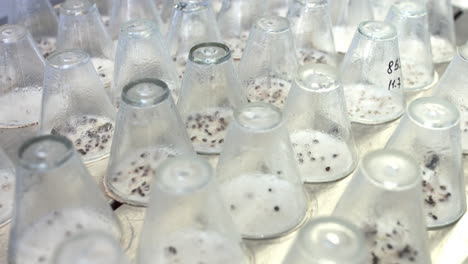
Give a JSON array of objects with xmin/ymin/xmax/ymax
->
[
  {"xmin": 290, "ymin": 130, "xmax": 355, "ymax": 182},
  {"xmin": 0, "ymin": 86, "xmax": 42, "ymax": 128},
  {"xmin": 221, "ymin": 173, "xmax": 307, "ymax": 238}
]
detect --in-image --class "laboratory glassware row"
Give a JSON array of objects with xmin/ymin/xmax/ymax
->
[{"xmin": 0, "ymin": 0, "xmax": 467, "ymax": 263}]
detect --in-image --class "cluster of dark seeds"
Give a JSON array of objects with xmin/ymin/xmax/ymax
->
[
  {"xmin": 185, "ymin": 111, "xmax": 229, "ymax": 152},
  {"xmin": 346, "ymin": 88, "xmax": 399, "ymax": 120},
  {"xmin": 364, "ymin": 220, "xmax": 418, "ymax": 263},
  {"xmin": 421, "ymin": 153, "xmax": 452, "ymax": 222},
  {"xmin": 292, "ymin": 140, "xmax": 340, "ymax": 173},
  {"xmin": 403, "ymin": 63, "xmax": 431, "ymax": 88},
  {"xmin": 297, "ymin": 49, "xmax": 332, "ymax": 65},
  {"xmin": 110, "ymin": 149, "xmax": 176, "ymax": 204},
  {"xmin": 51, "ymin": 116, "xmax": 114, "ymax": 157},
  {"xmin": 245, "ymin": 75, "xmax": 292, "ymax": 108}
]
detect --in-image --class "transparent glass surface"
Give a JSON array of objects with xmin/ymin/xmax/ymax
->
[
  {"xmin": 137, "ymin": 156, "xmax": 250, "ymax": 264},
  {"xmin": 113, "ymin": 19, "xmax": 180, "ymax": 106},
  {"xmin": 287, "ymin": 0, "xmax": 337, "ymax": 66},
  {"xmin": 57, "ymin": 0, "xmax": 115, "ymax": 91},
  {"xmin": 267, "ymin": 0, "xmax": 290, "ymax": 17},
  {"xmin": 217, "ymin": 103, "xmax": 309, "ymax": 239},
  {"xmin": 433, "ymin": 45, "xmax": 468, "ymax": 154},
  {"xmin": 329, "ymin": 0, "xmax": 374, "ymax": 53},
  {"xmin": 154, "ymin": 0, "xmax": 175, "ymax": 33},
  {"xmin": 285, "ymin": 64, "xmax": 358, "ymax": 183},
  {"xmin": 385, "ymin": 1, "xmax": 437, "ymax": 91},
  {"xmin": 283, "ymin": 217, "xmax": 368, "ymax": 264},
  {"xmin": 53, "ymin": 231, "xmax": 130, "ymax": 264},
  {"xmin": 386, "ymin": 97, "xmax": 466, "ymax": 228},
  {"xmin": 340, "ymin": 21, "xmax": 405, "ymax": 125},
  {"xmin": 95, "ymin": 0, "xmax": 113, "ymax": 27},
  {"xmin": 333, "ymin": 149, "xmax": 431, "ymax": 264},
  {"xmin": 9, "ymin": 0, "xmax": 58, "ymax": 57},
  {"xmin": 0, "ymin": 147, "xmax": 15, "ymax": 228},
  {"xmin": 177, "ymin": 42, "xmax": 246, "ymax": 154},
  {"xmin": 369, "ymin": 0, "xmax": 398, "ymax": 21},
  {"xmin": 8, "ymin": 135, "xmax": 121, "ymax": 264},
  {"xmin": 105, "ymin": 79, "xmax": 195, "ymax": 206},
  {"xmin": 109, "ymin": 0, "xmax": 163, "ymax": 40},
  {"xmin": 217, "ymin": 0, "xmax": 262, "ymax": 61},
  {"xmin": 167, "ymin": 0, "xmax": 222, "ymax": 78},
  {"xmin": 40, "ymin": 49, "xmax": 116, "ymax": 164},
  {"xmin": 0, "ymin": 24, "xmax": 44, "ymax": 128},
  {"xmin": 239, "ymin": 16, "xmax": 298, "ymax": 109},
  {"xmin": 427, "ymin": 0, "xmax": 456, "ymax": 64}
]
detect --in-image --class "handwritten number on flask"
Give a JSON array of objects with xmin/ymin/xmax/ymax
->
[
  {"xmin": 387, "ymin": 58, "xmax": 400, "ymax": 74},
  {"xmin": 387, "ymin": 58, "xmax": 401, "ymax": 90},
  {"xmin": 388, "ymin": 77, "xmax": 401, "ymax": 91}
]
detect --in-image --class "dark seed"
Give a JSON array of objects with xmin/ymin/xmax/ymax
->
[
  {"xmin": 274, "ymin": 206, "xmax": 280, "ymax": 212},
  {"xmin": 168, "ymin": 246, "xmax": 177, "ymax": 255}
]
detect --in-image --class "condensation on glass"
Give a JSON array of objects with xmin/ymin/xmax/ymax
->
[
  {"xmin": 137, "ymin": 156, "xmax": 251, "ymax": 264},
  {"xmin": 217, "ymin": 103, "xmax": 309, "ymax": 239},
  {"xmin": 0, "ymin": 24, "xmax": 44, "ymax": 129},
  {"xmin": 105, "ymin": 79, "xmax": 194, "ymax": 206},
  {"xmin": 386, "ymin": 97, "xmax": 466, "ymax": 228},
  {"xmin": 177, "ymin": 42, "xmax": 246, "ymax": 154},
  {"xmin": 340, "ymin": 21, "xmax": 405, "ymax": 125},
  {"xmin": 284, "ymin": 64, "xmax": 358, "ymax": 183},
  {"xmin": 239, "ymin": 16, "xmax": 299, "ymax": 109},
  {"xmin": 8, "ymin": 135, "xmax": 121, "ymax": 264},
  {"xmin": 40, "ymin": 49, "xmax": 116, "ymax": 164},
  {"xmin": 334, "ymin": 149, "xmax": 431, "ymax": 264}
]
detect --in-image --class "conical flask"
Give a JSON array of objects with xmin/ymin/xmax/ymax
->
[
  {"xmin": 217, "ymin": 103, "xmax": 309, "ymax": 239},
  {"xmin": 0, "ymin": 147, "xmax": 15, "ymax": 228},
  {"xmin": 386, "ymin": 97, "xmax": 466, "ymax": 228},
  {"xmin": 333, "ymin": 149, "xmax": 431, "ymax": 264},
  {"xmin": 217, "ymin": 0, "xmax": 262, "ymax": 61},
  {"xmin": 105, "ymin": 78, "xmax": 195, "ymax": 206},
  {"xmin": 328, "ymin": 0, "xmax": 374, "ymax": 53},
  {"xmin": 177, "ymin": 42, "xmax": 246, "ymax": 155},
  {"xmin": 57, "ymin": 0, "xmax": 115, "ymax": 91},
  {"xmin": 112, "ymin": 19, "xmax": 180, "ymax": 107},
  {"xmin": 238, "ymin": 16, "xmax": 299, "ymax": 109},
  {"xmin": 385, "ymin": 1, "xmax": 437, "ymax": 92},
  {"xmin": 8, "ymin": 135, "xmax": 121, "ymax": 264},
  {"xmin": 137, "ymin": 156, "xmax": 250, "ymax": 264},
  {"xmin": 167, "ymin": 0, "xmax": 222, "ymax": 78},
  {"xmin": 0, "ymin": 24, "xmax": 44, "ymax": 128},
  {"xmin": 433, "ymin": 45, "xmax": 468, "ymax": 154},
  {"xmin": 109, "ymin": 0, "xmax": 163, "ymax": 41},
  {"xmin": 340, "ymin": 20, "xmax": 405, "ymax": 125},
  {"xmin": 285, "ymin": 64, "xmax": 358, "ymax": 183},
  {"xmin": 287, "ymin": 0, "xmax": 337, "ymax": 66},
  {"xmin": 282, "ymin": 217, "xmax": 368, "ymax": 264},
  {"xmin": 40, "ymin": 49, "xmax": 116, "ymax": 164},
  {"xmin": 53, "ymin": 231, "xmax": 130, "ymax": 264},
  {"xmin": 427, "ymin": 0, "xmax": 456, "ymax": 64},
  {"xmin": 10, "ymin": 0, "xmax": 58, "ymax": 58}
]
